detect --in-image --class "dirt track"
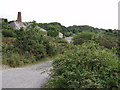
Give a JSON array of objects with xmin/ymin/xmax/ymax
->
[{"xmin": 2, "ymin": 60, "xmax": 53, "ymax": 88}]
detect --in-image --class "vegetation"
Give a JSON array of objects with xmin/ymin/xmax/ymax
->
[
  {"xmin": 2, "ymin": 20, "xmax": 120, "ymax": 88},
  {"xmin": 2, "ymin": 29, "xmax": 71, "ymax": 67},
  {"xmin": 38, "ymin": 22, "xmax": 118, "ymax": 37},
  {"xmin": 46, "ymin": 41, "xmax": 120, "ymax": 88},
  {"xmin": 73, "ymin": 31, "xmax": 97, "ymax": 45},
  {"xmin": 2, "ymin": 20, "xmax": 73, "ymax": 67},
  {"xmin": 73, "ymin": 31, "xmax": 118, "ymax": 50},
  {"xmin": 41, "ymin": 22, "xmax": 119, "ymax": 88},
  {"xmin": 47, "ymin": 29, "xmax": 59, "ymax": 37},
  {"xmin": 2, "ymin": 29, "xmax": 17, "ymax": 37}
]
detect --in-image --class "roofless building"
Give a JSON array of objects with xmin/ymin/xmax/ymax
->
[{"xmin": 16, "ymin": 12, "xmax": 22, "ymax": 22}]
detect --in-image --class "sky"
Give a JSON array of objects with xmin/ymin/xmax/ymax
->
[{"xmin": 0, "ymin": 0, "xmax": 119, "ymax": 29}]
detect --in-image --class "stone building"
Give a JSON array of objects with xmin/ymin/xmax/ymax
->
[
  {"xmin": 58, "ymin": 32, "xmax": 63, "ymax": 38},
  {"xmin": 8, "ymin": 12, "xmax": 26, "ymax": 30},
  {"xmin": 8, "ymin": 12, "xmax": 47, "ymax": 32},
  {"xmin": 8, "ymin": 12, "xmax": 63, "ymax": 38}
]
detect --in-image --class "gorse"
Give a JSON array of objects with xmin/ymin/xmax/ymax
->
[
  {"xmin": 2, "ymin": 29, "xmax": 72, "ymax": 67},
  {"xmin": 2, "ymin": 20, "xmax": 120, "ymax": 88},
  {"xmin": 46, "ymin": 41, "xmax": 120, "ymax": 88}
]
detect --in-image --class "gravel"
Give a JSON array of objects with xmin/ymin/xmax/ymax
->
[
  {"xmin": 2, "ymin": 60, "xmax": 53, "ymax": 88},
  {"xmin": 0, "ymin": 65, "xmax": 11, "ymax": 70}
]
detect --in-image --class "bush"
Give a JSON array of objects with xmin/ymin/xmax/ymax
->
[
  {"xmin": 42, "ymin": 36, "xmax": 59, "ymax": 56},
  {"xmin": 2, "ymin": 29, "xmax": 16, "ymax": 37},
  {"xmin": 34, "ymin": 44, "xmax": 47, "ymax": 60},
  {"xmin": 55, "ymin": 38, "xmax": 68, "ymax": 44},
  {"xmin": 46, "ymin": 41, "xmax": 120, "ymax": 88},
  {"xmin": 96, "ymin": 35, "xmax": 118, "ymax": 49},
  {"xmin": 2, "ymin": 29, "xmax": 74, "ymax": 67},
  {"xmin": 65, "ymin": 32, "xmax": 73, "ymax": 37},
  {"xmin": 73, "ymin": 32, "xmax": 118, "ymax": 50},
  {"xmin": 73, "ymin": 32, "xmax": 97, "ymax": 45},
  {"xmin": 3, "ymin": 52, "xmax": 24, "ymax": 67},
  {"xmin": 47, "ymin": 30, "xmax": 59, "ymax": 37},
  {"xmin": 55, "ymin": 38, "xmax": 75, "ymax": 54},
  {"xmin": 2, "ymin": 48, "xmax": 36, "ymax": 67},
  {"xmin": 2, "ymin": 30, "xmax": 47, "ymax": 67}
]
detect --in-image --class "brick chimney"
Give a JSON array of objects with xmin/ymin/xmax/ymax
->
[{"xmin": 17, "ymin": 12, "xmax": 22, "ymax": 22}]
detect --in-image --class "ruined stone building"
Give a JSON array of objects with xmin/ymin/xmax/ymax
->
[{"xmin": 8, "ymin": 12, "xmax": 63, "ymax": 38}]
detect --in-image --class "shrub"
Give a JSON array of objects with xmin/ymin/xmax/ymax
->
[
  {"xmin": 96, "ymin": 35, "xmax": 118, "ymax": 49},
  {"xmin": 73, "ymin": 32, "xmax": 118, "ymax": 51},
  {"xmin": 47, "ymin": 41, "xmax": 120, "ymax": 88},
  {"xmin": 42, "ymin": 36, "xmax": 59, "ymax": 56},
  {"xmin": 65, "ymin": 32, "xmax": 73, "ymax": 37},
  {"xmin": 34, "ymin": 44, "xmax": 47, "ymax": 60},
  {"xmin": 2, "ymin": 49, "xmax": 36, "ymax": 67},
  {"xmin": 3, "ymin": 52, "xmax": 23, "ymax": 67},
  {"xmin": 55, "ymin": 38, "xmax": 68, "ymax": 44},
  {"xmin": 47, "ymin": 30, "xmax": 59, "ymax": 37},
  {"xmin": 14, "ymin": 30, "xmax": 47, "ymax": 60},
  {"xmin": 73, "ymin": 32, "xmax": 97, "ymax": 45},
  {"xmin": 2, "ymin": 29, "xmax": 74, "ymax": 67},
  {"xmin": 55, "ymin": 38, "xmax": 75, "ymax": 54},
  {"xmin": 2, "ymin": 29, "xmax": 16, "ymax": 37}
]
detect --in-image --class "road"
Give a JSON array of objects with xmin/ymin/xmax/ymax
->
[{"xmin": 2, "ymin": 60, "xmax": 53, "ymax": 88}]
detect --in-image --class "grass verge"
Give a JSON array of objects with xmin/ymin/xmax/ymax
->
[{"xmin": 20, "ymin": 54, "xmax": 61, "ymax": 68}]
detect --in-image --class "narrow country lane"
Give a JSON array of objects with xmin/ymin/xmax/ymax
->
[{"xmin": 2, "ymin": 60, "xmax": 53, "ymax": 88}]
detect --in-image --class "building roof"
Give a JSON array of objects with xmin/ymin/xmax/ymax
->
[
  {"xmin": 8, "ymin": 21, "xmax": 47, "ymax": 32},
  {"xmin": 26, "ymin": 23, "xmax": 47, "ymax": 32},
  {"xmin": 8, "ymin": 22, "xmax": 26, "ymax": 30},
  {"xmin": 40, "ymin": 28, "xmax": 47, "ymax": 32}
]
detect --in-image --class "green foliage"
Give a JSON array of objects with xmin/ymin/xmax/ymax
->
[
  {"xmin": 47, "ymin": 30, "xmax": 59, "ymax": 37},
  {"xmin": 2, "ymin": 29, "xmax": 72, "ymax": 67},
  {"xmin": 15, "ymin": 29, "xmax": 48, "ymax": 60},
  {"xmin": 2, "ymin": 19, "xmax": 13, "ymax": 30},
  {"xmin": 73, "ymin": 31, "xmax": 97, "ymax": 45},
  {"xmin": 64, "ymin": 32, "xmax": 73, "ymax": 37},
  {"xmin": 3, "ymin": 51, "xmax": 35, "ymax": 67},
  {"xmin": 39, "ymin": 22, "xmax": 62, "ymax": 32},
  {"xmin": 38, "ymin": 22, "xmax": 117, "ymax": 38},
  {"xmin": 2, "ymin": 20, "xmax": 120, "ymax": 88},
  {"xmin": 73, "ymin": 31, "xmax": 118, "ymax": 52},
  {"xmin": 2, "ymin": 37, "xmax": 34, "ymax": 67},
  {"xmin": 2, "ymin": 29, "xmax": 17, "ymax": 37},
  {"xmin": 46, "ymin": 41, "xmax": 120, "ymax": 88},
  {"xmin": 96, "ymin": 35, "xmax": 118, "ymax": 49},
  {"xmin": 67, "ymin": 25, "xmax": 105, "ymax": 34},
  {"xmin": 54, "ymin": 38, "xmax": 75, "ymax": 54}
]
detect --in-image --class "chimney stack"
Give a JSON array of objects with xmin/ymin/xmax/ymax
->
[{"xmin": 17, "ymin": 12, "xmax": 22, "ymax": 22}]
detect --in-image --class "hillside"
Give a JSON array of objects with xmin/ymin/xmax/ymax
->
[
  {"xmin": 38, "ymin": 22, "xmax": 118, "ymax": 37},
  {"xmin": 1, "ymin": 20, "xmax": 120, "ymax": 88}
]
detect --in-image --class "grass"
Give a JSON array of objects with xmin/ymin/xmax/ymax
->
[
  {"xmin": 0, "ymin": 53, "xmax": 1, "ymax": 65},
  {"xmin": 2, "ymin": 37, "xmax": 63, "ymax": 68},
  {"xmin": 0, "ymin": 20, "xmax": 2, "ymax": 24},
  {"xmin": 3, "ymin": 52, "xmax": 61, "ymax": 68},
  {"xmin": 0, "ymin": 59, "xmax": 2, "ymax": 65},
  {"xmin": 20, "ymin": 54, "xmax": 60, "ymax": 68}
]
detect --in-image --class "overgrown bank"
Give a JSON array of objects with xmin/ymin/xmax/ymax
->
[
  {"xmin": 2, "ymin": 20, "xmax": 120, "ymax": 88},
  {"xmin": 2, "ymin": 29, "xmax": 73, "ymax": 67},
  {"xmin": 46, "ymin": 41, "xmax": 120, "ymax": 88}
]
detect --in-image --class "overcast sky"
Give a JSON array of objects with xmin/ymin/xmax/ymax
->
[{"xmin": 0, "ymin": 0, "xmax": 119, "ymax": 29}]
